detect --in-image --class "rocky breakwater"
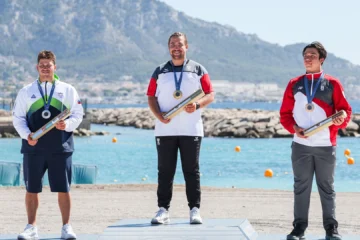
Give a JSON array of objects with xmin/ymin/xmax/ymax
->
[
  {"xmin": 0, "ymin": 109, "xmax": 109, "ymax": 138},
  {"xmin": 89, "ymin": 108, "xmax": 360, "ymax": 138}
]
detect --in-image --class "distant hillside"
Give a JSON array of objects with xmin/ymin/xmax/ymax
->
[{"xmin": 1, "ymin": 0, "xmax": 360, "ymax": 88}]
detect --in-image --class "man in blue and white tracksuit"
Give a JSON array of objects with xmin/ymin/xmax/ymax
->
[{"xmin": 12, "ymin": 50, "xmax": 83, "ymax": 240}]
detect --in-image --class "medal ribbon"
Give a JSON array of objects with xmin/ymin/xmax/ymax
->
[
  {"xmin": 304, "ymin": 72, "xmax": 324, "ymax": 105},
  {"xmin": 37, "ymin": 76, "xmax": 57, "ymax": 111},
  {"xmin": 171, "ymin": 60, "xmax": 186, "ymax": 92}
]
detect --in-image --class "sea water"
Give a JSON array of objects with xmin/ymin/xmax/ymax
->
[{"xmin": 1, "ymin": 124, "xmax": 359, "ymax": 192}]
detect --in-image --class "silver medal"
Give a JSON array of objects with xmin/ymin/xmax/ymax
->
[{"xmin": 42, "ymin": 110, "xmax": 51, "ymax": 119}]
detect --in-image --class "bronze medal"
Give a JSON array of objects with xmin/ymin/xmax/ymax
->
[{"xmin": 305, "ymin": 103, "xmax": 314, "ymax": 112}]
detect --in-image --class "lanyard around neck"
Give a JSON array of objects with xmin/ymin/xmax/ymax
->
[
  {"xmin": 37, "ymin": 79, "xmax": 56, "ymax": 110},
  {"xmin": 304, "ymin": 72, "xmax": 324, "ymax": 104},
  {"xmin": 171, "ymin": 60, "xmax": 186, "ymax": 91}
]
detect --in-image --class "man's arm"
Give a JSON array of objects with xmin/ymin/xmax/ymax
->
[
  {"xmin": 280, "ymin": 81, "xmax": 297, "ymax": 134},
  {"xmin": 147, "ymin": 71, "xmax": 170, "ymax": 124},
  {"xmin": 64, "ymin": 86, "xmax": 84, "ymax": 132},
  {"xmin": 12, "ymin": 89, "xmax": 32, "ymax": 140},
  {"xmin": 148, "ymin": 96, "xmax": 170, "ymax": 124},
  {"xmin": 185, "ymin": 69, "xmax": 215, "ymax": 113},
  {"xmin": 196, "ymin": 92, "xmax": 215, "ymax": 109},
  {"xmin": 148, "ymin": 96, "xmax": 162, "ymax": 120},
  {"xmin": 332, "ymin": 79, "xmax": 352, "ymax": 128}
]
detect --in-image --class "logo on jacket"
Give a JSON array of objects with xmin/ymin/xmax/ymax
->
[
  {"xmin": 31, "ymin": 94, "xmax": 36, "ymax": 99},
  {"xmin": 57, "ymin": 92, "xmax": 64, "ymax": 98},
  {"xmin": 297, "ymin": 86, "xmax": 303, "ymax": 90},
  {"xmin": 77, "ymin": 99, "xmax": 82, "ymax": 104},
  {"xmin": 194, "ymin": 137, "xmax": 199, "ymax": 142}
]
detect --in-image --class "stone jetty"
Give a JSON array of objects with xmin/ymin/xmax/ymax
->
[
  {"xmin": 2, "ymin": 108, "xmax": 359, "ymax": 138},
  {"xmin": 0, "ymin": 109, "xmax": 108, "ymax": 138},
  {"xmin": 89, "ymin": 108, "xmax": 360, "ymax": 138}
]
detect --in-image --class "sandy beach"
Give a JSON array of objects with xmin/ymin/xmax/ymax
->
[{"xmin": 0, "ymin": 184, "xmax": 359, "ymax": 236}]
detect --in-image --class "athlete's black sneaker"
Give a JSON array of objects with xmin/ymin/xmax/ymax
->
[
  {"xmin": 325, "ymin": 225, "xmax": 342, "ymax": 240},
  {"xmin": 286, "ymin": 225, "xmax": 306, "ymax": 240}
]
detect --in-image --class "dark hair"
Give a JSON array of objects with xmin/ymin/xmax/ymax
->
[
  {"xmin": 168, "ymin": 32, "xmax": 188, "ymax": 45},
  {"xmin": 37, "ymin": 50, "xmax": 56, "ymax": 64},
  {"xmin": 302, "ymin": 41, "xmax": 327, "ymax": 63}
]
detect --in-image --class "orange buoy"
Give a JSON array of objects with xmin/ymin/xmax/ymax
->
[
  {"xmin": 344, "ymin": 149, "xmax": 351, "ymax": 157},
  {"xmin": 347, "ymin": 157, "xmax": 355, "ymax": 165},
  {"xmin": 112, "ymin": 137, "xmax": 117, "ymax": 143},
  {"xmin": 235, "ymin": 146, "xmax": 241, "ymax": 152},
  {"xmin": 264, "ymin": 169, "xmax": 273, "ymax": 178}
]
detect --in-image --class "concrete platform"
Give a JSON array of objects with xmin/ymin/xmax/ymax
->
[
  {"xmin": 100, "ymin": 218, "xmax": 258, "ymax": 239},
  {"xmin": 1, "ymin": 219, "xmax": 359, "ymax": 240},
  {"xmin": 100, "ymin": 218, "xmax": 359, "ymax": 240},
  {"xmin": 0, "ymin": 234, "xmax": 99, "ymax": 240}
]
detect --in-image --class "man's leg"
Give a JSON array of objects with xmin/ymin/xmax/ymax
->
[
  {"xmin": 313, "ymin": 146, "xmax": 338, "ymax": 229},
  {"xmin": 23, "ymin": 153, "xmax": 47, "ymax": 225},
  {"xmin": 156, "ymin": 136, "xmax": 179, "ymax": 210},
  {"xmin": 58, "ymin": 192, "xmax": 71, "ymax": 225},
  {"xmin": 47, "ymin": 152, "xmax": 73, "ymax": 225},
  {"xmin": 179, "ymin": 136, "xmax": 202, "ymax": 209},
  {"xmin": 25, "ymin": 192, "xmax": 39, "ymax": 225},
  {"xmin": 291, "ymin": 142, "xmax": 315, "ymax": 229}
]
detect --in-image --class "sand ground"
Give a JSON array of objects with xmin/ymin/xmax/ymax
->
[{"xmin": 0, "ymin": 184, "xmax": 359, "ymax": 236}]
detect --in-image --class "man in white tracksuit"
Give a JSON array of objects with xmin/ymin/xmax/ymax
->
[{"xmin": 13, "ymin": 50, "xmax": 83, "ymax": 240}]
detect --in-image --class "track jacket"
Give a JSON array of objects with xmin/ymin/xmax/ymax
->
[
  {"xmin": 280, "ymin": 72, "xmax": 351, "ymax": 146},
  {"xmin": 13, "ymin": 74, "xmax": 83, "ymax": 153},
  {"xmin": 147, "ymin": 59, "xmax": 213, "ymax": 137}
]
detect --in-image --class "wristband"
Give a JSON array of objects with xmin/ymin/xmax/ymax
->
[{"xmin": 195, "ymin": 102, "xmax": 200, "ymax": 110}]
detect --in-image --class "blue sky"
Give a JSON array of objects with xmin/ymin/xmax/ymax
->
[{"xmin": 162, "ymin": 0, "xmax": 360, "ymax": 65}]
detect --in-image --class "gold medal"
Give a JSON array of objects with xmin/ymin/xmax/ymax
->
[
  {"xmin": 305, "ymin": 103, "xmax": 314, "ymax": 112},
  {"xmin": 173, "ymin": 90, "xmax": 183, "ymax": 99}
]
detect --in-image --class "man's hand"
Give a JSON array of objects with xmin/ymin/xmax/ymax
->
[
  {"xmin": 157, "ymin": 113, "xmax": 171, "ymax": 124},
  {"xmin": 184, "ymin": 103, "xmax": 196, "ymax": 113},
  {"xmin": 27, "ymin": 133, "xmax": 38, "ymax": 146},
  {"xmin": 333, "ymin": 115, "xmax": 345, "ymax": 126},
  {"xmin": 293, "ymin": 124, "xmax": 307, "ymax": 138},
  {"xmin": 55, "ymin": 120, "xmax": 66, "ymax": 130}
]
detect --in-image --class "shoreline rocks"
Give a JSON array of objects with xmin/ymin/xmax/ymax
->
[
  {"xmin": 1, "ymin": 108, "xmax": 359, "ymax": 138},
  {"xmin": 89, "ymin": 108, "xmax": 360, "ymax": 138},
  {"xmin": 0, "ymin": 110, "xmax": 109, "ymax": 138}
]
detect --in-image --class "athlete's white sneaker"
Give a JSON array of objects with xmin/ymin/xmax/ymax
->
[
  {"xmin": 190, "ymin": 207, "xmax": 203, "ymax": 224},
  {"xmin": 17, "ymin": 224, "xmax": 38, "ymax": 240},
  {"xmin": 151, "ymin": 207, "xmax": 170, "ymax": 224},
  {"xmin": 61, "ymin": 224, "xmax": 77, "ymax": 239}
]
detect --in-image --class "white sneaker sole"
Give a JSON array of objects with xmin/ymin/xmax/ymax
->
[
  {"xmin": 190, "ymin": 218, "xmax": 203, "ymax": 224},
  {"xmin": 151, "ymin": 218, "xmax": 170, "ymax": 224}
]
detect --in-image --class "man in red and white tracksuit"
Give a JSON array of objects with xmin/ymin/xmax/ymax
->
[{"xmin": 280, "ymin": 42, "xmax": 351, "ymax": 240}]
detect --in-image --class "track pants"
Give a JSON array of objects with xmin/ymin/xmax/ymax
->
[
  {"xmin": 155, "ymin": 136, "xmax": 202, "ymax": 210},
  {"xmin": 291, "ymin": 142, "xmax": 338, "ymax": 230}
]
